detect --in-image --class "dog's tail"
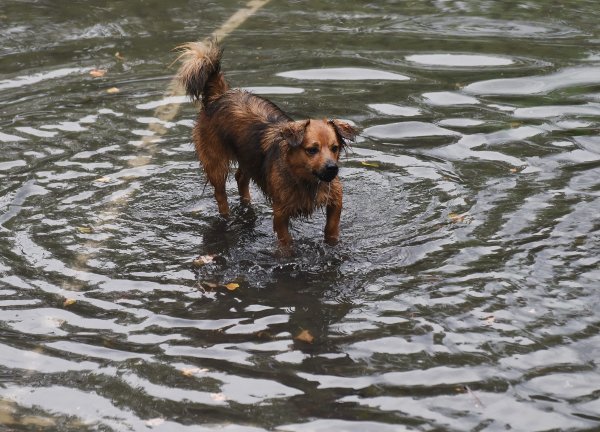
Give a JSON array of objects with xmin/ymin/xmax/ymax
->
[{"xmin": 175, "ymin": 40, "xmax": 228, "ymax": 106}]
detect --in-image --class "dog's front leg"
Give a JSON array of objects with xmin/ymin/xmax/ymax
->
[
  {"xmin": 325, "ymin": 203, "xmax": 341, "ymax": 245},
  {"xmin": 273, "ymin": 210, "xmax": 292, "ymax": 247}
]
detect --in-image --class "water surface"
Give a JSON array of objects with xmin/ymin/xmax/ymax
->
[{"xmin": 1, "ymin": 1, "xmax": 599, "ymax": 430}]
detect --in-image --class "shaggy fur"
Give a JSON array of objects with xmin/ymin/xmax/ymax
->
[{"xmin": 176, "ymin": 40, "xmax": 357, "ymax": 246}]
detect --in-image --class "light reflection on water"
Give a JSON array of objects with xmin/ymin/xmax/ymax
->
[{"xmin": 1, "ymin": 0, "xmax": 599, "ymax": 430}]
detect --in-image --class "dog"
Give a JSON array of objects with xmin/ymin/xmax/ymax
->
[{"xmin": 176, "ymin": 40, "xmax": 357, "ymax": 247}]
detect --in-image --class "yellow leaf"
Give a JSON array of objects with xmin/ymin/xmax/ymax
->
[
  {"xmin": 94, "ymin": 176, "xmax": 112, "ymax": 183},
  {"xmin": 89, "ymin": 69, "xmax": 107, "ymax": 78},
  {"xmin": 76, "ymin": 226, "xmax": 93, "ymax": 234},
  {"xmin": 63, "ymin": 298, "xmax": 76, "ymax": 307},
  {"xmin": 294, "ymin": 329, "xmax": 314, "ymax": 344},
  {"xmin": 181, "ymin": 367, "xmax": 208, "ymax": 377},
  {"xmin": 509, "ymin": 167, "xmax": 518, "ymax": 173},
  {"xmin": 448, "ymin": 212, "xmax": 466, "ymax": 223},
  {"xmin": 115, "ymin": 52, "xmax": 125, "ymax": 61},
  {"xmin": 224, "ymin": 282, "xmax": 239, "ymax": 291},
  {"xmin": 106, "ymin": 87, "xmax": 120, "ymax": 94},
  {"xmin": 360, "ymin": 160, "xmax": 380, "ymax": 168}
]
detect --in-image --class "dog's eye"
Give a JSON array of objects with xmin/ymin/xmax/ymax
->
[
  {"xmin": 306, "ymin": 147, "xmax": 319, "ymax": 156},
  {"xmin": 331, "ymin": 145, "xmax": 339, "ymax": 153}
]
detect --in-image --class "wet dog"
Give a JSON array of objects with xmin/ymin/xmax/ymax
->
[{"xmin": 176, "ymin": 41, "xmax": 357, "ymax": 247}]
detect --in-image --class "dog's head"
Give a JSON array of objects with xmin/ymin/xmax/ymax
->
[{"xmin": 280, "ymin": 118, "xmax": 357, "ymax": 183}]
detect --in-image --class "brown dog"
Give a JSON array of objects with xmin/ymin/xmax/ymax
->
[{"xmin": 176, "ymin": 41, "xmax": 357, "ymax": 246}]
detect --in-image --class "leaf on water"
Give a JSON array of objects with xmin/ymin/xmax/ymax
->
[
  {"xmin": 76, "ymin": 226, "xmax": 93, "ymax": 234},
  {"xmin": 510, "ymin": 121, "xmax": 522, "ymax": 128},
  {"xmin": 210, "ymin": 393, "xmax": 227, "ymax": 402},
  {"xmin": 89, "ymin": 69, "xmax": 107, "ymax": 78},
  {"xmin": 115, "ymin": 52, "xmax": 125, "ymax": 61},
  {"xmin": 255, "ymin": 331, "xmax": 272, "ymax": 340},
  {"xmin": 224, "ymin": 282, "xmax": 239, "ymax": 291},
  {"xmin": 448, "ymin": 212, "xmax": 466, "ymax": 223},
  {"xmin": 63, "ymin": 298, "xmax": 76, "ymax": 307},
  {"xmin": 509, "ymin": 167, "xmax": 519, "ymax": 173},
  {"xmin": 145, "ymin": 418, "xmax": 164, "ymax": 427},
  {"xmin": 193, "ymin": 255, "xmax": 215, "ymax": 266},
  {"xmin": 484, "ymin": 315, "xmax": 495, "ymax": 325},
  {"xmin": 106, "ymin": 87, "xmax": 120, "ymax": 94},
  {"xmin": 360, "ymin": 160, "xmax": 380, "ymax": 168},
  {"xmin": 94, "ymin": 176, "xmax": 112, "ymax": 183},
  {"xmin": 181, "ymin": 367, "xmax": 209, "ymax": 377},
  {"xmin": 294, "ymin": 329, "xmax": 314, "ymax": 344}
]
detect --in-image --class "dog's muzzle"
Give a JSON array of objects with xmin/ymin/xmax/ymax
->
[{"xmin": 316, "ymin": 161, "xmax": 338, "ymax": 182}]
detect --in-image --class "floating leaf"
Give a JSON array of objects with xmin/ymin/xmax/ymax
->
[
  {"xmin": 76, "ymin": 226, "xmax": 93, "ymax": 234},
  {"xmin": 210, "ymin": 393, "xmax": 227, "ymax": 402},
  {"xmin": 224, "ymin": 282, "xmax": 239, "ymax": 291},
  {"xmin": 145, "ymin": 418, "xmax": 164, "ymax": 427},
  {"xmin": 89, "ymin": 69, "xmax": 107, "ymax": 78},
  {"xmin": 181, "ymin": 367, "xmax": 208, "ymax": 377},
  {"xmin": 115, "ymin": 52, "xmax": 125, "ymax": 61},
  {"xmin": 106, "ymin": 87, "xmax": 120, "ymax": 94},
  {"xmin": 448, "ymin": 213, "xmax": 466, "ymax": 223},
  {"xmin": 484, "ymin": 315, "xmax": 495, "ymax": 325},
  {"xmin": 294, "ymin": 329, "xmax": 314, "ymax": 344},
  {"xmin": 94, "ymin": 176, "xmax": 112, "ymax": 183},
  {"xmin": 63, "ymin": 298, "xmax": 76, "ymax": 307},
  {"xmin": 509, "ymin": 167, "xmax": 519, "ymax": 173},
  {"xmin": 360, "ymin": 161, "xmax": 380, "ymax": 168},
  {"xmin": 193, "ymin": 255, "xmax": 215, "ymax": 266}
]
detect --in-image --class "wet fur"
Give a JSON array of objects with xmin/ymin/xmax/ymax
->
[{"xmin": 176, "ymin": 40, "xmax": 357, "ymax": 246}]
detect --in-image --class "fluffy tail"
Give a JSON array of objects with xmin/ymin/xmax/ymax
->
[{"xmin": 175, "ymin": 40, "xmax": 228, "ymax": 106}]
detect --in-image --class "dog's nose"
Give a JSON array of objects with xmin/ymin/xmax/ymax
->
[
  {"xmin": 317, "ymin": 160, "xmax": 338, "ymax": 182},
  {"xmin": 325, "ymin": 161, "xmax": 338, "ymax": 174}
]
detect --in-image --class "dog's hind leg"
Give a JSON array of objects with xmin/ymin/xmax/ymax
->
[
  {"xmin": 235, "ymin": 168, "xmax": 251, "ymax": 205},
  {"xmin": 201, "ymin": 155, "xmax": 230, "ymax": 216}
]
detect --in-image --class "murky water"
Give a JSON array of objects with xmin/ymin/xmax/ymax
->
[{"xmin": 1, "ymin": 1, "xmax": 599, "ymax": 430}]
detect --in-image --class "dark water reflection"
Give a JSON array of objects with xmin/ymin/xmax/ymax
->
[{"xmin": 1, "ymin": 0, "xmax": 600, "ymax": 430}]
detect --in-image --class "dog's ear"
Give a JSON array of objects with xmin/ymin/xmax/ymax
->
[
  {"xmin": 329, "ymin": 119, "xmax": 358, "ymax": 145},
  {"xmin": 280, "ymin": 120, "xmax": 310, "ymax": 148}
]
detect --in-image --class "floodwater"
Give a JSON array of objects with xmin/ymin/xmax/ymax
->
[{"xmin": 1, "ymin": 1, "xmax": 599, "ymax": 430}]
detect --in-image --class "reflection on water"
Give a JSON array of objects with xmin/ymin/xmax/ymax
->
[{"xmin": 1, "ymin": 0, "xmax": 600, "ymax": 430}]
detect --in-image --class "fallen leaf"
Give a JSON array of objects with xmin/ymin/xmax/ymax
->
[
  {"xmin": 210, "ymin": 393, "xmax": 227, "ymax": 402},
  {"xmin": 201, "ymin": 281, "xmax": 218, "ymax": 290},
  {"xmin": 255, "ymin": 331, "xmax": 272, "ymax": 340},
  {"xmin": 509, "ymin": 167, "xmax": 518, "ymax": 173},
  {"xmin": 448, "ymin": 212, "xmax": 466, "ymax": 223},
  {"xmin": 510, "ymin": 121, "xmax": 522, "ymax": 128},
  {"xmin": 76, "ymin": 226, "xmax": 93, "ymax": 234},
  {"xmin": 181, "ymin": 367, "xmax": 209, "ymax": 377},
  {"xmin": 94, "ymin": 176, "xmax": 112, "ymax": 183},
  {"xmin": 193, "ymin": 255, "xmax": 215, "ymax": 266},
  {"xmin": 360, "ymin": 161, "xmax": 380, "ymax": 168},
  {"xmin": 89, "ymin": 69, "xmax": 107, "ymax": 78},
  {"xmin": 294, "ymin": 329, "xmax": 314, "ymax": 344},
  {"xmin": 63, "ymin": 298, "xmax": 76, "ymax": 307},
  {"xmin": 115, "ymin": 52, "xmax": 125, "ymax": 61},
  {"xmin": 224, "ymin": 282, "xmax": 239, "ymax": 291},
  {"xmin": 484, "ymin": 315, "xmax": 495, "ymax": 325},
  {"xmin": 145, "ymin": 418, "xmax": 164, "ymax": 427},
  {"xmin": 106, "ymin": 87, "xmax": 120, "ymax": 94}
]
